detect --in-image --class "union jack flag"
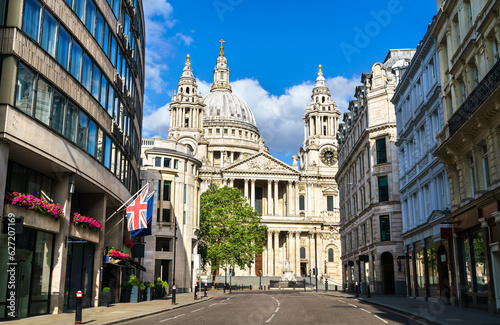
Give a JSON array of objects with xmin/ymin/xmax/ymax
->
[{"xmin": 126, "ymin": 185, "xmax": 149, "ymax": 231}]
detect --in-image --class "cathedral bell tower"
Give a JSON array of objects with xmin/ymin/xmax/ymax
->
[
  {"xmin": 211, "ymin": 38, "xmax": 231, "ymax": 92},
  {"xmin": 300, "ymin": 65, "xmax": 341, "ymax": 172},
  {"xmin": 168, "ymin": 54, "xmax": 205, "ymax": 153}
]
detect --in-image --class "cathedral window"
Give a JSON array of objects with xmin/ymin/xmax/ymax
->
[
  {"xmin": 327, "ymin": 196, "xmax": 334, "ymax": 211},
  {"xmin": 300, "ymin": 247, "xmax": 306, "ymax": 259},
  {"xmin": 322, "ymin": 96, "xmax": 325, "ymax": 103},
  {"xmin": 299, "ymin": 195, "xmax": 305, "ymax": 211},
  {"xmin": 328, "ymin": 248, "xmax": 334, "ymax": 262},
  {"xmin": 186, "ymin": 87, "xmax": 190, "ymax": 94}
]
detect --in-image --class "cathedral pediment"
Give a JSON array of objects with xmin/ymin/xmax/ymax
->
[
  {"xmin": 322, "ymin": 187, "xmax": 338, "ymax": 195},
  {"xmin": 222, "ymin": 152, "xmax": 299, "ymax": 175}
]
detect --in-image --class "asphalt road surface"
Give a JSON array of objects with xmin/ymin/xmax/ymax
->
[{"xmin": 121, "ymin": 292, "xmax": 428, "ymax": 324}]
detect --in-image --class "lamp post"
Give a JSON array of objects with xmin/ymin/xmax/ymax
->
[
  {"xmin": 314, "ymin": 227, "xmax": 318, "ymax": 293},
  {"xmin": 259, "ymin": 269, "xmax": 262, "ymax": 290},
  {"xmin": 172, "ymin": 222, "xmax": 177, "ymax": 304}
]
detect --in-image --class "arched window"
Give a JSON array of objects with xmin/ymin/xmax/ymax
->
[
  {"xmin": 186, "ymin": 87, "xmax": 190, "ymax": 94},
  {"xmin": 300, "ymin": 247, "xmax": 306, "ymax": 259},
  {"xmin": 322, "ymin": 96, "xmax": 325, "ymax": 103},
  {"xmin": 328, "ymin": 248, "xmax": 334, "ymax": 262},
  {"xmin": 180, "ymin": 87, "xmax": 183, "ymax": 93}
]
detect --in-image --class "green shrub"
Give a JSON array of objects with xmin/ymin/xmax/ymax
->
[{"xmin": 102, "ymin": 287, "xmax": 111, "ymax": 293}]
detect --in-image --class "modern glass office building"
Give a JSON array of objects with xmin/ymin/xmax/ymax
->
[{"xmin": 0, "ymin": 0, "xmax": 145, "ymax": 319}]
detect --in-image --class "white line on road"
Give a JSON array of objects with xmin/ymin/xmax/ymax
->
[
  {"xmin": 275, "ymin": 307, "xmax": 280, "ymax": 313},
  {"xmin": 159, "ymin": 313, "xmax": 185, "ymax": 322},
  {"xmin": 348, "ymin": 303, "xmax": 358, "ymax": 308},
  {"xmin": 338, "ymin": 299, "xmax": 345, "ymax": 303},
  {"xmin": 191, "ymin": 308, "xmax": 204, "ymax": 313},
  {"xmin": 360, "ymin": 308, "xmax": 371, "ymax": 313},
  {"xmin": 374, "ymin": 315, "xmax": 389, "ymax": 323},
  {"xmin": 209, "ymin": 303, "xmax": 218, "ymax": 307},
  {"xmin": 266, "ymin": 314, "xmax": 275, "ymax": 323}
]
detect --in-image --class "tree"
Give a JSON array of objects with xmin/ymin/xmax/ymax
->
[{"xmin": 199, "ymin": 183, "xmax": 267, "ymax": 285}]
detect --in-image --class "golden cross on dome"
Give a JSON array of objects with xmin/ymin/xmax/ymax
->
[
  {"xmin": 219, "ymin": 38, "xmax": 225, "ymax": 56},
  {"xmin": 186, "ymin": 54, "xmax": 191, "ymax": 66},
  {"xmin": 318, "ymin": 64, "xmax": 323, "ymax": 76}
]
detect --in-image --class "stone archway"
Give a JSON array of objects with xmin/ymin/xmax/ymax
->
[{"xmin": 381, "ymin": 252, "xmax": 395, "ymax": 294}]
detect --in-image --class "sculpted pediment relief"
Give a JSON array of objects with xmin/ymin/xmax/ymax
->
[{"xmin": 223, "ymin": 152, "xmax": 299, "ymax": 175}]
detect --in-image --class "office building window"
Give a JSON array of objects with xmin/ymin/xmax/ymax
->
[
  {"xmin": 23, "ymin": 0, "xmax": 41, "ymax": 41},
  {"xmin": 88, "ymin": 121, "xmax": 96, "ymax": 156},
  {"xmin": 86, "ymin": 0, "xmax": 96, "ymax": 33},
  {"xmin": 70, "ymin": 40, "xmax": 82, "ymax": 80},
  {"xmin": 183, "ymin": 211, "xmax": 186, "ymax": 225},
  {"xmin": 154, "ymin": 157, "xmax": 161, "ymax": 167},
  {"xmin": 91, "ymin": 65, "xmax": 100, "ymax": 99},
  {"xmin": 174, "ymin": 159, "xmax": 178, "ymax": 169},
  {"xmin": 183, "ymin": 184, "xmax": 187, "ymax": 203},
  {"xmin": 482, "ymin": 145, "xmax": 490, "ymax": 189},
  {"xmin": 65, "ymin": 102, "xmax": 78, "ymax": 142},
  {"xmin": 57, "ymin": 26, "xmax": 70, "ymax": 69},
  {"xmin": 380, "ymin": 215, "xmax": 391, "ymax": 241},
  {"xmin": 15, "ymin": 63, "xmax": 35, "ymax": 115},
  {"xmin": 81, "ymin": 53, "xmax": 92, "ymax": 91},
  {"xmin": 51, "ymin": 90, "xmax": 65, "ymax": 134},
  {"xmin": 41, "ymin": 10, "xmax": 57, "ymax": 56},
  {"xmin": 163, "ymin": 181, "xmax": 171, "ymax": 201},
  {"xmin": 34, "ymin": 78, "xmax": 52, "ymax": 125},
  {"xmin": 378, "ymin": 176, "xmax": 389, "ymax": 202},
  {"xmin": 164, "ymin": 158, "xmax": 171, "ymax": 168},
  {"xmin": 376, "ymin": 138, "xmax": 387, "ymax": 164},
  {"xmin": 77, "ymin": 111, "xmax": 88, "ymax": 150}
]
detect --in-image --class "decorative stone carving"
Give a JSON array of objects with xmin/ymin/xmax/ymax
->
[{"xmin": 237, "ymin": 155, "xmax": 288, "ymax": 172}]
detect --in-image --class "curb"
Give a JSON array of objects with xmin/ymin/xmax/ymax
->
[{"xmin": 100, "ymin": 296, "xmax": 216, "ymax": 325}]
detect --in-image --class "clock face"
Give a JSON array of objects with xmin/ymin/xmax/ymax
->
[{"xmin": 320, "ymin": 147, "xmax": 337, "ymax": 166}]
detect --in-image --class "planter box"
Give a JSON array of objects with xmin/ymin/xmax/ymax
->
[
  {"xmin": 4, "ymin": 204, "xmax": 60, "ymax": 234},
  {"xmin": 100, "ymin": 292, "xmax": 110, "ymax": 307},
  {"xmin": 130, "ymin": 286, "xmax": 140, "ymax": 303},
  {"xmin": 70, "ymin": 223, "xmax": 100, "ymax": 243},
  {"xmin": 143, "ymin": 287, "xmax": 152, "ymax": 301}
]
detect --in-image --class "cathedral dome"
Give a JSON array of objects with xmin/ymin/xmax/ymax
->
[{"xmin": 203, "ymin": 91, "xmax": 256, "ymax": 127}]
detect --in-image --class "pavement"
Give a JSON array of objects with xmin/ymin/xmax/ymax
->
[
  {"xmin": 4, "ymin": 290, "xmax": 500, "ymax": 324},
  {"xmin": 319, "ymin": 291, "xmax": 500, "ymax": 325}
]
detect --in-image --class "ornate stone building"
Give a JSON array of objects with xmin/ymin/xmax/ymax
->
[
  {"xmin": 161, "ymin": 41, "xmax": 342, "ymax": 285},
  {"xmin": 336, "ymin": 50, "xmax": 415, "ymax": 295},
  {"xmin": 431, "ymin": 0, "xmax": 500, "ymax": 313}
]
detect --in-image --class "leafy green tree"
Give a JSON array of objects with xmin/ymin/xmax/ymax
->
[{"xmin": 199, "ymin": 183, "xmax": 267, "ymax": 284}]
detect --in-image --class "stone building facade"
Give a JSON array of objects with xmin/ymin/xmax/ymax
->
[
  {"xmin": 160, "ymin": 43, "xmax": 343, "ymax": 285},
  {"xmin": 392, "ymin": 25, "xmax": 453, "ymax": 303},
  {"xmin": 431, "ymin": 0, "xmax": 500, "ymax": 313},
  {"xmin": 0, "ymin": 0, "xmax": 145, "ymax": 319},
  {"xmin": 336, "ymin": 50, "xmax": 415, "ymax": 295}
]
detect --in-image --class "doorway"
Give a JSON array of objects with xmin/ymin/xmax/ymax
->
[
  {"xmin": 437, "ymin": 245, "xmax": 450, "ymax": 303},
  {"xmin": 381, "ymin": 252, "xmax": 395, "ymax": 294}
]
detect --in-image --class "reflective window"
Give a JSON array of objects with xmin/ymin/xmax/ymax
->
[
  {"xmin": 77, "ymin": 111, "xmax": 88, "ymax": 149},
  {"xmin": 110, "ymin": 36, "xmax": 117, "ymax": 66},
  {"xmin": 34, "ymin": 79, "xmax": 52, "ymax": 125},
  {"xmin": 70, "ymin": 40, "xmax": 82, "ymax": 80},
  {"xmin": 65, "ymin": 102, "xmax": 78, "ymax": 142},
  {"xmin": 51, "ymin": 90, "xmax": 65, "ymax": 134},
  {"xmin": 81, "ymin": 53, "xmax": 92, "ymax": 91},
  {"xmin": 23, "ymin": 0, "xmax": 41, "ymax": 41},
  {"xmin": 86, "ymin": 0, "xmax": 96, "ymax": 33},
  {"xmin": 110, "ymin": 142, "xmax": 116, "ymax": 174},
  {"xmin": 96, "ymin": 128, "xmax": 104, "ymax": 162},
  {"xmin": 41, "ymin": 10, "xmax": 57, "ymax": 57},
  {"xmin": 57, "ymin": 26, "xmax": 70, "ymax": 69},
  {"xmin": 74, "ymin": 0, "xmax": 85, "ymax": 22},
  {"xmin": 113, "ymin": 0, "xmax": 120, "ymax": 18},
  {"xmin": 91, "ymin": 65, "xmax": 100, "ymax": 99},
  {"xmin": 104, "ymin": 136, "xmax": 111, "ymax": 168},
  {"xmin": 380, "ymin": 215, "xmax": 391, "ymax": 241},
  {"xmin": 95, "ymin": 12, "xmax": 103, "ymax": 46},
  {"xmin": 378, "ymin": 176, "xmax": 389, "ymax": 202},
  {"xmin": 107, "ymin": 86, "xmax": 114, "ymax": 116},
  {"xmin": 103, "ymin": 23, "xmax": 109, "ymax": 55},
  {"xmin": 64, "ymin": 0, "xmax": 72, "ymax": 6},
  {"xmin": 15, "ymin": 64, "xmax": 35, "ymax": 115},
  {"xmin": 100, "ymin": 75, "xmax": 107, "ymax": 108}
]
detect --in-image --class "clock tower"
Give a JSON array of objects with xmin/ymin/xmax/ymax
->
[{"xmin": 299, "ymin": 65, "xmax": 341, "ymax": 173}]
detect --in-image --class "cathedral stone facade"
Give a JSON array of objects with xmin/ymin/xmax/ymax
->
[{"xmin": 162, "ymin": 41, "xmax": 342, "ymax": 284}]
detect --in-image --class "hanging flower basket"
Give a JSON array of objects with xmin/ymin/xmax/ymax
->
[
  {"xmin": 123, "ymin": 236, "xmax": 134, "ymax": 250},
  {"xmin": 72, "ymin": 212, "xmax": 103, "ymax": 231}
]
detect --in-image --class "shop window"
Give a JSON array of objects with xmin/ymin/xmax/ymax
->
[{"xmin": 379, "ymin": 215, "xmax": 390, "ymax": 241}]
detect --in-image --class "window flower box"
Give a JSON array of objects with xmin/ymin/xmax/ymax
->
[{"xmin": 4, "ymin": 203, "xmax": 60, "ymax": 234}]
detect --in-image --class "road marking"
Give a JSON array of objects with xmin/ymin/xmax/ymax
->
[
  {"xmin": 338, "ymin": 299, "xmax": 345, "ymax": 303},
  {"xmin": 266, "ymin": 314, "xmax": 275, "ymax": 323},
  {"xmin": 360, "ymin": 308, "xmax": 371, "ymax": 313},
  {"xmin": 159, "ymin": 314, "xmax": 185, "ymax": 322},
  {"xmin": 348, "ymin": 303, "xmax": 358, "ymax": 308},
  {"xmin": 191, "ymin": 308, "xmax": 204, "ymax": 313},
  {"xmin": 275, "ymin": 307, "xmax": 279, "ymax": 313},
  {"xmin": 374, "ymin": 315, "xmax": 388, "ymax": 323},
  {"xmin": 209, "ymin": 303, "xmax": 218, "ymax": 307},
  {"xmin": 277, "ymin": 302, "xmax": 280, "ymax": 306}
]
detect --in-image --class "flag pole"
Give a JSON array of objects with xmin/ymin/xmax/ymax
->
[{"xmin": 105, "ymin": 181, "xmax": 151, "ymax": 223}]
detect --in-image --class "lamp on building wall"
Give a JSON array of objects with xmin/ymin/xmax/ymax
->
[{"xmin": 69, "ymin": 173, "xmax": 76, "ymax": 194}]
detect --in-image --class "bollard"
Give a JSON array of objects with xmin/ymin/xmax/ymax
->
[
  {"xmin": 325, "ymin": 279, "xmax": 328, "ymax": 292},
  {"xmin": 172, "ymin": 285, "xmax": 177, "ymax": 304},
  {"xmin": 223, "ymin": 284, "xmax": 226, "ymax": 293},
  {"xmin": 194, "ymin": 282, "xmax": 198, "ymax": 300},
  {"xmin": 367, "ymin": 281, "xmax": 371, "ymax": 298},
  {"xmin": 204, "ymin": 283, "xmax": 207, "ymax": 297},
  {"xmin": 75, "ymin": 290, "xmax": 82, "ymax": 324},
  {"xmin": 355, "ymin": 282, "xmax": 359, "ymax": 298}
]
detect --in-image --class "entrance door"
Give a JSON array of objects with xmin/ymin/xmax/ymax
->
[
  {"xmin": 300, "ymin": 263, "xmax": 307, "ymax": 277},
  {"xmin": 381, "ymin": 252, "xmax": 395, "ymax": 294},
  {"xmin": 437, "ymin": 245, "xmax": 450, "ymax": 303}
]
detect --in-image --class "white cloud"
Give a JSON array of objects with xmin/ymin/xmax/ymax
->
[
  {"xmin": 142, "ymin": 75, "xmax": 359, "ymax": 161},
  {"xmin": 175, "ymin": 33, "xmax": 194, "ymax": 46}
]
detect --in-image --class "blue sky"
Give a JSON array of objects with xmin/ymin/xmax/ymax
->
[{"xmin": 142, "ymin": 0, "xmax": 437, "ymax": 164}]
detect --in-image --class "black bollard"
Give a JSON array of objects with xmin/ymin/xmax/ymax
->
[
  {"xmin": 204, "ymin": 282, "xmax": 207, "ymax": 297},
  {"xmin": 223, "ymin": 284, "xmax": 226, "ymax": 293},
  {"xmin": 367, "ymin": 281, "xmax": 371, "ymax": 298},
  {"xmin": 325, "ymin": 279, "xmax": 328, "ymax": 292},
  {"xmin": 355, "ymin": 282, "xmax": 359, "ymax": 298},
  {"xmin": 75, "ymin": 290, "xmax": 82, "ymax": 324},
  {"xmin": 172, "ymin": 285, "xmax": 177, "ymax": 304},
  {"xmin": 194, "ymin": 283, "xmax": 198, "ymax": 300}
]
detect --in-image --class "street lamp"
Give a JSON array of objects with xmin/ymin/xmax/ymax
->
[
  {"xmin": 259, "ymin": 269, "xmax": 262, "ymax": 290},
  {"xmin": 314, "ymin": 227, "xmax": 318, "ymax": 293},
  {"xmin": 172, "ymin": 222, "xmax": 177, "ymax": 304}
]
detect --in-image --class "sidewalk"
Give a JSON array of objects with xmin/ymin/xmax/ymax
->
[
  {"xmin": 320, "ymin": 291, "xmax": 500, "ymax": 325},
  {"xmin": 3, "ymin": 292, "xmax": 219, "ymax": 325}
]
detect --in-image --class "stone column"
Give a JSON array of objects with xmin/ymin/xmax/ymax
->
[
  {"xmin": 274, "ymin": 180, "xmax": 279, "ymax": 216},
  {"xmin": 0, "ymin": 141, "xmax": 9, "ymax": 216},
  {"xmin": 287, "ymin": 231, "xmax": 293, "ymax": 266},
  {"xmin": 287, "ymin": 181, "xmax": 292, "ymax": 216},
  {"xmin": 251, "ymin": 179, "xmax": 256, "ymax": 209},
  {"xmin": 230, "ymin": 151, "xmax": 234, "ymax": 163},
  {"xmin": 274, "ymin": 230, "xmax": 280, "ymax": 276},
  {"xmin": 295, "ymin": 231, "xmax": 301, "ymax": 276},
  {"xmin": 221, "ymin": 151, "xmax": 225, "ymax": 168},
  {"xmin": 267, "ymin": 180, "xmax": 272, "ymax": 215},
  {"xmin": 267, "ymin": 231, "xmax": 273, "ymax": 276},
  {"xmin": 229, "ymin": 178, "xmax": 234, "ymax": 187},
  {"xmin": 50, "ymin": 173, "xmax": 72, "ymax": 314},
  {"xmin": 295, "ymin": 182, "xmax": 299, "ymax": 216},
  {"xmin": 244, "ymin": 179, "xmax": 249, "ymax": 203}
]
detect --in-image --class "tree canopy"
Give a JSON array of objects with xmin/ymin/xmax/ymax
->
[{"xmin": 198, "ymin": 183, "xmax": 267, "ymax": 280}]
